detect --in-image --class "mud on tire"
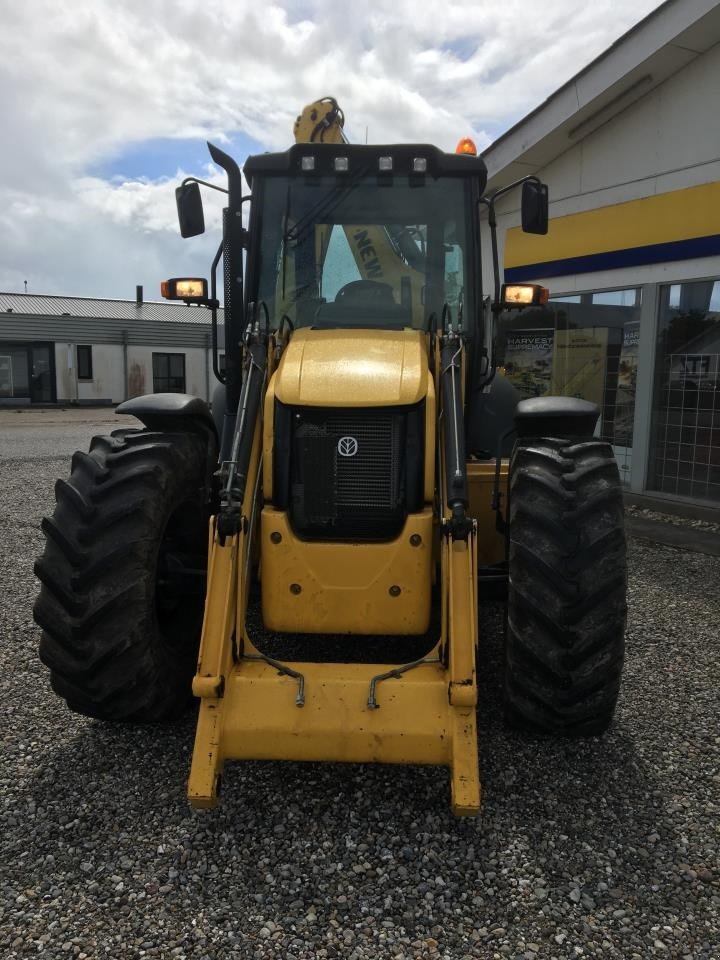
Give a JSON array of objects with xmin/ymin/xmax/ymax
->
[
  {"xmin": 504, "ymin": 437, "xmax": 627, "ymax": 735},
  {"xmin": 34, "ymin": 429, "xmax": 214, "ymax": 721}
]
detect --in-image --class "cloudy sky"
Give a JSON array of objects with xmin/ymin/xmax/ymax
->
[{"xmin": 0, "ymin": 0, "xmax": 661, "ymax": 301}]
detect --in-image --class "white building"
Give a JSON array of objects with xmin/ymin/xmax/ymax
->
[
  {"xmin": 0, "ymin": 290, "xmax": 224, "ymax": 406},
  {"xmin": 482, "ymin": 0, "xmax": 720, "ymax": 507}
]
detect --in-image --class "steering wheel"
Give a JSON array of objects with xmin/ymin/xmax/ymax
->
[{"xmin": 335, "ymin": 280, "xmax": 395, "ymax": 303}]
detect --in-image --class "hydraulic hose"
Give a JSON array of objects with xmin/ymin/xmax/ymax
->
[
  {"xmin": 219, "ymin": 336, "xmax": 267, "ymax": 536},
  {"xmin": 441, "ymin": 337, "xmax": 470, "ymax": 537}
]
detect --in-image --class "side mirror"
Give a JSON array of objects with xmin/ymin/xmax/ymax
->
[
  {"xmin": 521, "ymin": 180, "xmax": 549, "ymax": 235},
  {"xmin": 175, "ymin": 182, "xmax": 205, "ymax": 238}
]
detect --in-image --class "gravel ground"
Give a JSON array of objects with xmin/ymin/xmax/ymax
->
[{"xmin": 1, "ymin": 421, "xmax": 719, "ymax": 960}]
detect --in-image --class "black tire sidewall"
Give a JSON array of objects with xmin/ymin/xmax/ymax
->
[{"xmin": 34, "ymin": 429, "xmax": 214, "ymax": 720}]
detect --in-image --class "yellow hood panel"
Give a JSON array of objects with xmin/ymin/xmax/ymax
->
[{"xmin": 274, "ymin": 328, "xmax": 428, "ymax": 407}]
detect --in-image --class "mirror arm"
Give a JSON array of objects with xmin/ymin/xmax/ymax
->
[
  {"xmin": 480, "ymin": 177, "xmax": 543, "ymax": 316},
  {"xmin": 477, "ymin": 197, "xmax": 500, "ymax": 391},
  {"xmin": 479, "ymin": 196, "xmax": 501, "ymax": 317},
  {"xmin": 478, "ymin": 173, "xmax": 544, "ymax": 365},
  {"xmin": 180, "ymin": 176, "xmax": 229, "ymax": 196},
  {"xmin": 484, "ymin": 174, "xmax": 542, "ymax": 206}
]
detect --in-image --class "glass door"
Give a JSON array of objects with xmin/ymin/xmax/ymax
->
[{"xmin": 30, "ymin": 345, "xmax": 54, "ymax": 403}]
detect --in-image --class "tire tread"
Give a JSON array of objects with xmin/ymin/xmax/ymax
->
[
  {"xmin": 504, "ymin": 437, "xmax": 627, "ymax": 735},
  {"xmin": 33, "ymin": 429, "xmax": 212, "ymax": 721}
]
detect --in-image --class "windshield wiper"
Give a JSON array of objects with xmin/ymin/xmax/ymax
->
[{"xmin": 284, "ymin": 165, "xmax": 371, "ymax": 247}]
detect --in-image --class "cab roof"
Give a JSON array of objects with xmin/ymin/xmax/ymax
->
[{"xmin": 244, "ymin": 142, "xmax": 487, "ymax": 191}]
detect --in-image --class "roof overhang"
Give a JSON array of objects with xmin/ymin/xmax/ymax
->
[{"xmin": 482, "ymin": 0, "xmax": 720, "ymax": 190}]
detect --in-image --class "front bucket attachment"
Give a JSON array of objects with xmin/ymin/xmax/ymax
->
[
  {"xmin": 188, "ymin": 655, "xmax": 480, "ymax": 815},
  {"xmin": 188, "ymin": 502, "xmax": 480, "ymax": 815}
]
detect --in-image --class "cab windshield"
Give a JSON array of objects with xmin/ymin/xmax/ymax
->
[{"xmin": 252, "ymin": 174, "xmax": 473, "ymax": 332}]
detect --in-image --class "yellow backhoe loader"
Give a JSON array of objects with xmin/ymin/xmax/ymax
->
[{"xmin": 34, "ymin": 97, "xmax": 627, "ymax": 815}]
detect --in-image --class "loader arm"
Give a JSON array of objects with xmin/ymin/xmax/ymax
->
[
  {"xmin": 188, "ymin": 325, "xmax": 481, "ymax": 814},
  {"xmin": 188, "ymin": 349, "xmax": 268, "ymax": 804}
]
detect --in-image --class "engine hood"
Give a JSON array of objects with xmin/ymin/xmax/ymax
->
[{"xmin": 273, "ymin": 328, "xmax": 429, "ymax": 407}]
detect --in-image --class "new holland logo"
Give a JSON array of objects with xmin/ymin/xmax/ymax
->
[{"xmin": 337, "ymin": 436, "xmax": 358, "ymax": 457}]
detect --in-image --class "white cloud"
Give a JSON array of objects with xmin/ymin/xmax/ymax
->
[
  {"xmin": 0, "ymin": 0, "xmax": 662, "ymax": 298},
  {"xmin": 75, "ymin": 167, "xmax": 227, "ymax": 235}
]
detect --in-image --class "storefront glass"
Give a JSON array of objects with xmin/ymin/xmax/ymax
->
[
  {"xmin": 648, "ymin": 279, "xmax": 720, "ymax": 503},
  {"xmin": 499, "ymin": 288, "xmax": 641, "ymax": 485},
  {"xmin": 0, "ymin": 343, "xmax": 55, "ymax": 403},
  {"xmin": 0, "ymin": 347, "xmax": 31, "ymax": 400}
]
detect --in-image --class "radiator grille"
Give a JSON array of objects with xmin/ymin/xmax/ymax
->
[{"xmin": 289, "ymin": 407, "xmax": 409, "ymax": 540}]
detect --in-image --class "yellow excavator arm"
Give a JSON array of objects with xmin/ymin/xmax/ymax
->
[
  {"xmin": 293, "ymin": 96, "xmax": 348, "ymax": 144},
  {"xmin": 293, "ymin": 97, "xmax": 427, "ymax": 324}
]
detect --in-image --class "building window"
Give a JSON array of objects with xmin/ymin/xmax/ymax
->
[
  {"xmin": 77, "ymin": 345, "xmax": 93, "ymax": 380},
  {"xmin": 152, "ymin": 352, "xmax": 186, "ymax": 393},
  {"xmin": 0, "ymin": 342, "xmax": 55, "ymax": 403},
  {"xmin": 648, "ymin": 279, "xmax": 720, "ymax": 503},
  {"xmin": 498, "ymin": 287, "xmax": 641, "ymax": 486}
]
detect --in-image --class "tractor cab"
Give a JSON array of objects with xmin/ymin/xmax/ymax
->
[{"xmin": 243, "ymin": 142, "xmax": 485, "ymax": 338}]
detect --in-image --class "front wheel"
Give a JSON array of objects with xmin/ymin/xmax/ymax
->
[
  {"xmin": 34, "ymin": 428, "xmax": 214, "ymax": 721},
  {"xmin": 504, "ymin": 437, "xmax": 627, "ymax": 735}
]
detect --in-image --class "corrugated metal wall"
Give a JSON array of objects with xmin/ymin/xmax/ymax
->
[{"xmin": 0, "ymin": 314, "xmax": 222, "ymax": 348}]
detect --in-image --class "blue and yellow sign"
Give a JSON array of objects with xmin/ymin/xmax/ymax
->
[{"xmin": 505, "ymin": 181, "xmax": 720, "ymax": 281}]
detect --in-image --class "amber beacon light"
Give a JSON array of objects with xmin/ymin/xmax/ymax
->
[{"xmin": 455, "ymin": 137, "xmax": 477, "ymax": 156}]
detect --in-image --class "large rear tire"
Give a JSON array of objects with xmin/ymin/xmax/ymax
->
[
  {"xmin": 33, "ymin": 429, "xmax": 214, "ymax": 721},
  {"xmin": 504, "ymin": 437, "xmax": 627, "ymax": 735}
]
